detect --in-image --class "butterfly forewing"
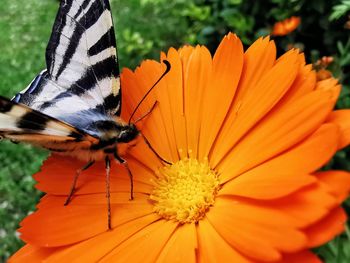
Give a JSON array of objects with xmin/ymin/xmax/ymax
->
[
  {"xmin": 0, "ymin": 96, "xmax": 97, "ymax": 150},
  {"xmin": 17, "ymin": 0, "xmax": 121, "ymax": 119}
]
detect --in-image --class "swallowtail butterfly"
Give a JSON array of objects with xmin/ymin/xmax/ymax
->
[{"xmin": 0, "ymin": 0, "xmax": 169, "ymax": 229}]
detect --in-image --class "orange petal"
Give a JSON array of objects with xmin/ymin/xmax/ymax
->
[
  {"xmin": 305, "ymin": 206, "xmax": 347, "ymax": 247},
  {"xmin": 220, "ymin": 172, "xmax": 316, "ymax": 200},
  {"xmin": 156, "ymin": 223, "xmax": 197, "ymax": 263},
  {"xmin": 208, "ymin": 36, "xmax": 276, "ymax": 163},
  {"xmin": 34, "ymin": 156, "xmax": 154, "ymax": 195},
  {"xmin": 160, "ymin": 47, "xmax": 188, "ymax": 159},
  {"xmin": 256, "ymin": 183, "xmax": 337, "ymax": 228},
  {"xmin": 327, "ymin": 109, "xmax": 350, "ymax": 149},
  {"xmin": 197, "ymin": 219, "xmax": 253, "ymax": 263},
  {"xmin": 219, "ymin": 123, "xmax": 339, "ymax": 198},
  {"xmin": 217, "ymin": 181, "xmax": 336, "ymax": 234},
  {"xmin": 236, "ymin": 37, "xmax": 277, "ymax": 101},
  {"xmin": 278, "ymin": 61, "xmax": 316, "ymax": 106},
  {"xmin": 122, "ymin": 59, "xmax": 180, "ymax": 164},
  {"xmin": 136, "ymin": 60, "xmax": 180, "ymax": 163},
  {"xmin": 211, "ymin": 49, "xmax": 299, "ymax": 168},
  {"xmin": 182, "ymin": 45, "xmax": 212, "ymax": 158},
  {"xmin": 218, "ymin": 88, "xmax": 337, "ymax": 182},
  {"xmin": 316, "ymin": 78, "xmax": 341, "ymax": 100},
  {"xmin": 227, "ymin": 123, "xmax": 337, "ymax": 177},
  {"xmin": 206, "ymin": 197, "xmax": 307, "ymax": 261},
  {"xmin": 278, "ymin": 250, "xmax": 321, "ymax": 263},
  {"xmin": 8, "ymin": 245, "xmax": 60, "ymax": 263},
  {"xmin": 315, "ymin": 170, "xmax": 350, "ymax": 203},
  {"xmin": 272, "ymin": 17, "xmax": 301, "ymax": 36},
  {"xmin": 98, "ymin": 220, "xmax": 178, "ymax": 262},
  {"xmin": 42, "ymin": 214, "xmax": 160, "ymax": 262},
  {"xmin": 121, "ymin": 60, "xmax": 159, "ymax": 121},
  {"xmin": 19, "ymin": 196, "xmax": 154, "ymax": 246},
  {"xmin": 198, "ymin": 33, "xmax": 244, "ymax": 159}
]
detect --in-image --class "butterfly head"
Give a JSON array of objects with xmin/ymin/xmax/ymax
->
[{"xmin": 117, "ymin": 123, "xmax": 139, "ymax": 143}]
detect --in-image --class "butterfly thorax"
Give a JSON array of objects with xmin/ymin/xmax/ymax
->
[
  {"xmin": 61, "ymin": 119, "xmax": 139, "ymax": 162},
  {"xmin": 89, "ymin": 120, "xmax": 139, "ymax": 148}
]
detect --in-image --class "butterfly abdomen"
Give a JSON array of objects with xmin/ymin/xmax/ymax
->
[{"xmin": 59, "ymin": 118, "xmax": 139, "ymax": 161}]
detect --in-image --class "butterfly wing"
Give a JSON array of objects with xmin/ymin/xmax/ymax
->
[
  {"xmin": 16, "ymin": 0, "xmax": 121, "ymax": 117},
  {"xmin": 0, "ymin": 96, "xmax": 97, "ymax": 152}
]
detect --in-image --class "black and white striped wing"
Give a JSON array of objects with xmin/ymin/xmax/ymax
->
[
  {"xmin": 16, "ymin": 0, "xmax": 121, "ymax": 117},
  {"xmin": 0, "ymin": 96, "xmax": 97, "ymax": 150}
]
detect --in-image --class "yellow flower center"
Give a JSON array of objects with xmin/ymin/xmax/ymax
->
[{"xmin": 150, "ymin": 158, "xmax": 220, "ymax": 223}]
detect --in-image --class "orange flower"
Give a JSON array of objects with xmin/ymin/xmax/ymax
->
[
  {"xmin": 272, "ymin": 16, "xmax": 301, "ymax": 36},
  {"xmin": 9, "ymin": 33, "xmax": 350, "ymax": 262}
]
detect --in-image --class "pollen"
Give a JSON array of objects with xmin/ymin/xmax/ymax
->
[{"xmin": 150, "ymin": 158, "xmax": 220, "ymax": 223}]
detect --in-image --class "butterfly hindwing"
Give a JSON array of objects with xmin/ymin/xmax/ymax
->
[{"xmin": 16, "ymin": 0, "xmax": 121, "ymax": 119}]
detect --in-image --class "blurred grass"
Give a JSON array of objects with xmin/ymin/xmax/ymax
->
[{"xmin": 0, "ymin": 0, "xmax": 350, "ymax": 261}]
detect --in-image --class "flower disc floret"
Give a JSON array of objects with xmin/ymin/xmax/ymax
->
[{"xmin": 150, "ymin": 158, "xmax": 220, "ymax": 223}]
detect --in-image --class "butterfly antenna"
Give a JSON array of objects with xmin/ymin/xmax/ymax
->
[
  {"xmin": 141, "ymin": 133, "xmax": 172, "ymax": 165},
  {"xmin": 128, "ymin": 60, "xmax": 171, "ymax": 124},
  {"xmin": 134, "ymin": 101, "xmax": 158, "ymax": 124}
]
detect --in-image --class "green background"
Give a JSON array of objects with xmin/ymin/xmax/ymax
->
[{"xmin": 0, "ymin": 0, "xmax": 350, "ymax": 261}]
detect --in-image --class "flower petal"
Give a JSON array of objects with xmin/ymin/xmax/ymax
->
[
  {"xmin": 19, "ymin": 195, "xmax": 154, "ymax": 246},
  {"xmin": 211, "ymin": 49, "xmax": 299, "ymax": 167},
  {"xmin": 98, "ymin": 220, "xmax": 178, "ymax": 262},
  {"xmin": 43, "ymin": 214, "xmax": 160, "ymax": 262},
  {"xmin": 34, "ymin": 156, "xmax": 154, "ymax": 195},
  {"xmin": 278, "ymin": 60, "xmax": 316, "ymax": 106},
  {"xmin": 206, "ymin": 197, "xmax": 307, "ymax": 261},
  {"xmin": 220, "ymin": 172, "xmax": 316, "ymax": 200},
  {"xmin": 8, "ymin": 245, "xmax": 60, "ymax": 263},
  {"xmin": 198, "ymin": 33, "xmax": 243, "ymax": 159},
  {"xmin": 122, "ymin": 59, "xmax": 179, "ymax": 163},
  {"xmin": 256, "ymin": 183, "xmax": 337, "ymax": 228},
  {"xmin": 327, "ymin": 109, "xmax": 350, "ymax": 149},
  {"xmin": 305, "ymin": 206, "xmax": 347, "ymax": 247},
  {"xmin": 219, "ymin": 123, "xmax": 339, "ymax": 198},
  {"xmin": 236, "ymin": 37, "xmax": 277, "ymax": 100},
  {"xmin": 183, "ymin": 45, "xmax": 212, "ymax": 158},
  {"xmin": 218, "ymin": 88, "xmax": 338, "ymax": 182},
  {"xmin": 160, "ymin": 47, "xmax": 188, "ymax": 159},
  {"xmin": 315, "ymin": 170, "xmax": 350, "ymax": 203},
  {"xmin": 197, "ymin": 219, "xmax": 252, "ymax": 263},
  {"xmin": 156, "ymin": 223, "xmax": 197, "ymax": 263},
  {"xmin": 278, "ymin": 250, "xmax": 321, "ymax": 263}
]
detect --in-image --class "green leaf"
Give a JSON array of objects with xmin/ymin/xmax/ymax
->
[{"xmin": 329, "ymin": 0, "xmax": 350, "ymax": 21}]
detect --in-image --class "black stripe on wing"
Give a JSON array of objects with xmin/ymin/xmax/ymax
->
[
  {"xmin": 88, "ymin": 27, "xmax": 117, "ymax": 57},
  {"xmin": 43, "ymin": 0, "xmax": 121, "ymax": 116},
  {"xmin": 47, "ymin": 0, "xmax": 118, "ymax": 78},
  {"xmin": 0, "ymin": 96, "xmax": 93, "ymax": 141},
  {"xmin": 17, "ymin": 111, "xmax": 48, "ymax": 131}
]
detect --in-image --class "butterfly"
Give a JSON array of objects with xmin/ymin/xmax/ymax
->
[{"xmin": 0, "ymin": 0, "xmax": 169, "ymax": 229}]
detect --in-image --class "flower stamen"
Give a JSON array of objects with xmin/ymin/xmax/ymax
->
[{"xmin": 150, "ymin": 158, "xmax": 220, "ymax": 223}]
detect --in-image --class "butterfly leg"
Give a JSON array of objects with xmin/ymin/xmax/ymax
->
[
  {"xmin": 114, "ymin": 152, "xmax": 134, "ymax": 200},
  {"xmin": 64, "ymin": 160, "xmax": 95, "ymax": 206},
  {"xmin": 105, "ymin": 156, "xmax": 112, "ymax": 230}
]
